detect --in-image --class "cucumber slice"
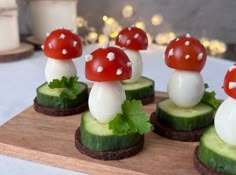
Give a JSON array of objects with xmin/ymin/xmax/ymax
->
[
  {"xmin": 157, "ymin": 99, "xmax": 214, "ymax": 131},
  {"xmin": 80, "ymin": 111, "xmax": 143, "ymax": 151},
  {"xmin": 122, "ymin": 76, "xmax": 154, "ymax": 100},
  {"xmin": 198, "ymin": 126, "xmax": 236, "ymax": 174},
  {"xmin": 36, "ymin": 82, "xmax": 88, "ymax": 109}
]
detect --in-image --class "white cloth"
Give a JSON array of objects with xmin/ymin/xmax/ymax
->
[{"xmin": 0, "ymin": 44, "xmax": 233, "ymax": 175}]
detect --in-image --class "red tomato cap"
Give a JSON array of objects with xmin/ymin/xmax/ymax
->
[
  {"xmin": 85, "ymin": 44, "xmax": 132, "ymax": 81},
  {"xmin": 42, "ymin": 28, "xmax": 82, "ymax": 59},
  {"xmin": 115, "ymin": 26, "xmax": 148, "ymax": 51},
  {"xmin": 164, "ymin": 33, "xmax": 207, "ymax": 72},
  {"xmin": 223, "ymin": 64, "xmax": 236, "ymax": 99}
]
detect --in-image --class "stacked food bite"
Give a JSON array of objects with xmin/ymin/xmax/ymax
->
[
  {"xmin": 115, "ymin": 26, "xmax": 155, "ymax": 105},
  {"xmin": 34, "ymin": 28, "xmax": 89, "ymax": 116},
  {"xmin": 75, "ymin": 43, "xmax": 152, "ymax": 160},
  {"xmin": 195, "ymin": 65, "xmax": 236, "ymax": 175},
  {"xmin": 151, "ymin": 33, "xmax": 218, "ymax": 141}
]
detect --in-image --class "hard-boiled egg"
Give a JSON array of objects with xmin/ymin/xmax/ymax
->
[
  {"xmin": 45, "ymin": 58, "xmax": 77, "ymax": 83},
  {"xmin": 167, "ymin": 70, "xmax": 204, "ymax": 107},
  {"xmin": 122, "ymin": 49, "xmax": 143, "ymax": 84},
  {"xmin": 89, "ymin": 81, "xmax": 126, "ymax": 123},
  {"xmin": 215, "ymin": 97, "xmax": 236, "ymax": 145}
]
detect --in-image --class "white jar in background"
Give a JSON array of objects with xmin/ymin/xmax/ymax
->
[
  {"xmin": 29, "ymin": 0, "xmax": 78, "ymax": 42},
  {"xmin": 0, "ymin": 0, "xmax": 20, "ymax": 52}
]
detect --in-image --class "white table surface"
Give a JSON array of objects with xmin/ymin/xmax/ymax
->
[{"xmin": 0, "ymin": 43, "xmax": 234, "ymax": 175}]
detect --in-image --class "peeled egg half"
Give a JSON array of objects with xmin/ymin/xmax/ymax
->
[
  {"xmin": 122, "ymin": 49, "xmax": 143, "ymax": 83},
  {"xmin": 45, "ymin": 58, "xmax": 77, "ymax": 83},
  {"xmin": 167, "ymin": 70, "xmax": 204, "ymax": 107},
  {"xmin": 89, "ymin": 81, "xmax": 126, "ymax": 123},
  {"xmin": 215, "ymin": 97, "xmax": 236, "ymax": 145}
]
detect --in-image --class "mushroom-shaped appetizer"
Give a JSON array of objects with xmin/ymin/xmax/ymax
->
[
  {"xmin": 86, "ymin": 45, "xmax": 131, "ymax": 123},
  {"xmin": 34, "ymin": 28, "xmax": 89, "ymax": 116},
  {"xmin": 115, "ymin": 26, "xmax": 154, "ymax": 104},
  {"xmin": 115, "ymin": 26, "xmax": 147, "ymax": 83},
  {"xmin": 43, "ymin": 28, "xmax": 82, "ymax": 83},
  {"xmin": 165, "ymin": 33, "xmax": 206, "ymax": 107},
  {"xmin": 75, "ymin": 44, "xmax": 152, "ymax": 160},
  {"xmin": 195, "ymin": 65, "xmax": 236, "ymax": 175},
  {"xmin": 215, "ymin": 65, "xmax": 236, "ymax": 145},
  {"xmin": 151, "ymin": 34, "xmax": 218, "ymax": 141}
]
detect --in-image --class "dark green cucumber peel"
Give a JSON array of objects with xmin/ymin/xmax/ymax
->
[
  {"xmin": 198, "ymin": 127, "xmax": 236, "ymax": 175},
  {"xmin": 80, "ymin": 112, "xmax": 143, "ymax": 152},
  {"xmin": 36, "ymin": 82, "xmax": 88, "ymax": 109},
  {"xmin": 122, "ymin": 76, "xmax": 155, "ymax": 100},
  {"xmin": 157, "ymin": 99, "xmax": 214, "ymax": 131}
]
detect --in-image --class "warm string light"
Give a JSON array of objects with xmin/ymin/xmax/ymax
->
[
  {"xmin": 209, "ymin": 40, "xmax": 227, "ymax": 55},
  {"xmin": 155, "ymin": 32, "xmax": 176, "ymax": 45},
  {"xmin": 134, "ymin": 21, "xmax": 146, "ymax": 30},
  {"xmin": 102, "ymin": 16, "xmax": 122, "ymax": 39},
  {"xmin": 151, "ymin": 14, "xmax": 163, "ymax": 26},
  {"xmin": 86, "ymin": 31, "xmax": 98, "ymax": 43},
  {"xmin": 76, "ymin": 5, "xmax": 227, "ymax": 56},
  {"xmin": 201, "ymin": 38, "xmax": 210, "ymax": 48},
  {"xmin": 98, "ymin": 34, "xmax": 109, "ymax": 45},
  {"xmin": 122, "ymin": 4, "xmax": 134, "ymax": 18},
  {"xmin": 201, "ymin": 38, "xmax": 227, "ymax": 55},
  {"xmin": 76, "ymin": 16, "xmax": 86, "ymax": 28}
]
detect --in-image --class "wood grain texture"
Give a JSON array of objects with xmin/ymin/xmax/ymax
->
[
  {"xmin": 26, "ymin": 36, "xmax": 43, "ymax": 50},
  {"xmin": 0, "ymin": 92, "xmax": 200, "ymax": 175},
  {"xmin": 0, "ymin": 43, "xmax": 34, "ymax": 62}
]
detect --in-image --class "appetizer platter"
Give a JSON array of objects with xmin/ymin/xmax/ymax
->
[
  {"xmin": 0, "ymin": 91, "xmax": 201, "ymax": 175},
  {"xmin": 0, "ymin": 27, "xmax": 224, "ymax": 175}
]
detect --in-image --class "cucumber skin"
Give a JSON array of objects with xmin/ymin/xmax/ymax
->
[
  {"xmin": 198, "ymin": 127, "xmax": 236, "ymax": 174},
  {"xmin": 157, "ymin": 99, "xmax": 214, "ymax": 131},
  {"xmin": 36, "ymin": 82, "xmax": 88, "ymax": 109},
  {"xmin": 80, "ymin": 113, "xmax": 143, "ymax": 151},
  {"xmin": 123, "ymin": 77, "xmax": 155, "ymax": 100}
]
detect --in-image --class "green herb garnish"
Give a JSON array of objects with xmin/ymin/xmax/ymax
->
[
  {"xmin": 201, "ymin": 83, "xmax": 220, "ymax": 110},
  {"xmin": 48, "ymin": 76, "xmax": 80, "ymax": 100},
  {"xmin": 109, "ymin": 100, "xmax": 152, "ymax": 135}
]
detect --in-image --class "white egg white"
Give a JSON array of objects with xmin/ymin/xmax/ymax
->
[
  {"xmin": 89, "ymin": 81, "xmax": 126, "ymax": 123},
  {"xmin": 122, "ymin": 49, "xmax": 143, "ymax": 84},
  {"xmin": 45, "ymin": 58, "xmax": 77, "ymax": 83},
  {"xmin": 215, "ymin": 97, "xmax": 236, "ymax": 145},
  {"xmin": 167, "ymin": 70, "xmax": 204, "ymax": 107}
]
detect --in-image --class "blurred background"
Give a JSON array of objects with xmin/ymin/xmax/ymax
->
[{"xmin": 16, "ymin": 0, "xmax": 236, "ymax": 60}]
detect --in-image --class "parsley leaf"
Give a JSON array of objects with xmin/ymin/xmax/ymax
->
[
  {"xmin": 201, "ymin": 83, "xmax": 220, "ymax": 110},
  {"xmin": 108, "ymin": 113, "xmax": 130, "ymax": 134},
  {"xmin": 48, "ymin": 76, "xmax": 80, "ymax": 100},
  {"xmin": 109, "ymin": 100, "xmax": 152, "ymax": 135}
]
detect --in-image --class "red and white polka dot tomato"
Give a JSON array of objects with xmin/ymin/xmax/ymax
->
[
  {"xmin": 85, "ymin": 43, "xmax": 132, "ymax": 123},
  {"xmin": 42, "ymin": 28, "xmax": 82, "ymax": 83},
  {"xmin": 115, "ymin": 26, "xmax": 148, "ymax": 83},
  {"xmin": 165, "ymin": 34, "xmax": 206, "ymax": 107},
  {"xmin": 165, "ymin": 33, "xmax": 206, "ymax": 72}
]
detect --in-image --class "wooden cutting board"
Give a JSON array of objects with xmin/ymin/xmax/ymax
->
[
  {"xmin": 0, "ymin": 92, "xmax": 200, "ymax": 175},
  {"xmin": 0, "ymin": 43, "xmax": 34, "ymax": 62}
]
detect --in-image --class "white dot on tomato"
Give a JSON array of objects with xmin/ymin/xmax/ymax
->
[
  {"xmin": 62, "ymin": 49, "xmax": 68, "ymax": 55},
  {"xmin": 116, "ymin": 68, "xmax": 122, "ymax": 75},
  {"xmin": 97, "ymin": 66, "xmax": 103, "ymax": 72}
]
